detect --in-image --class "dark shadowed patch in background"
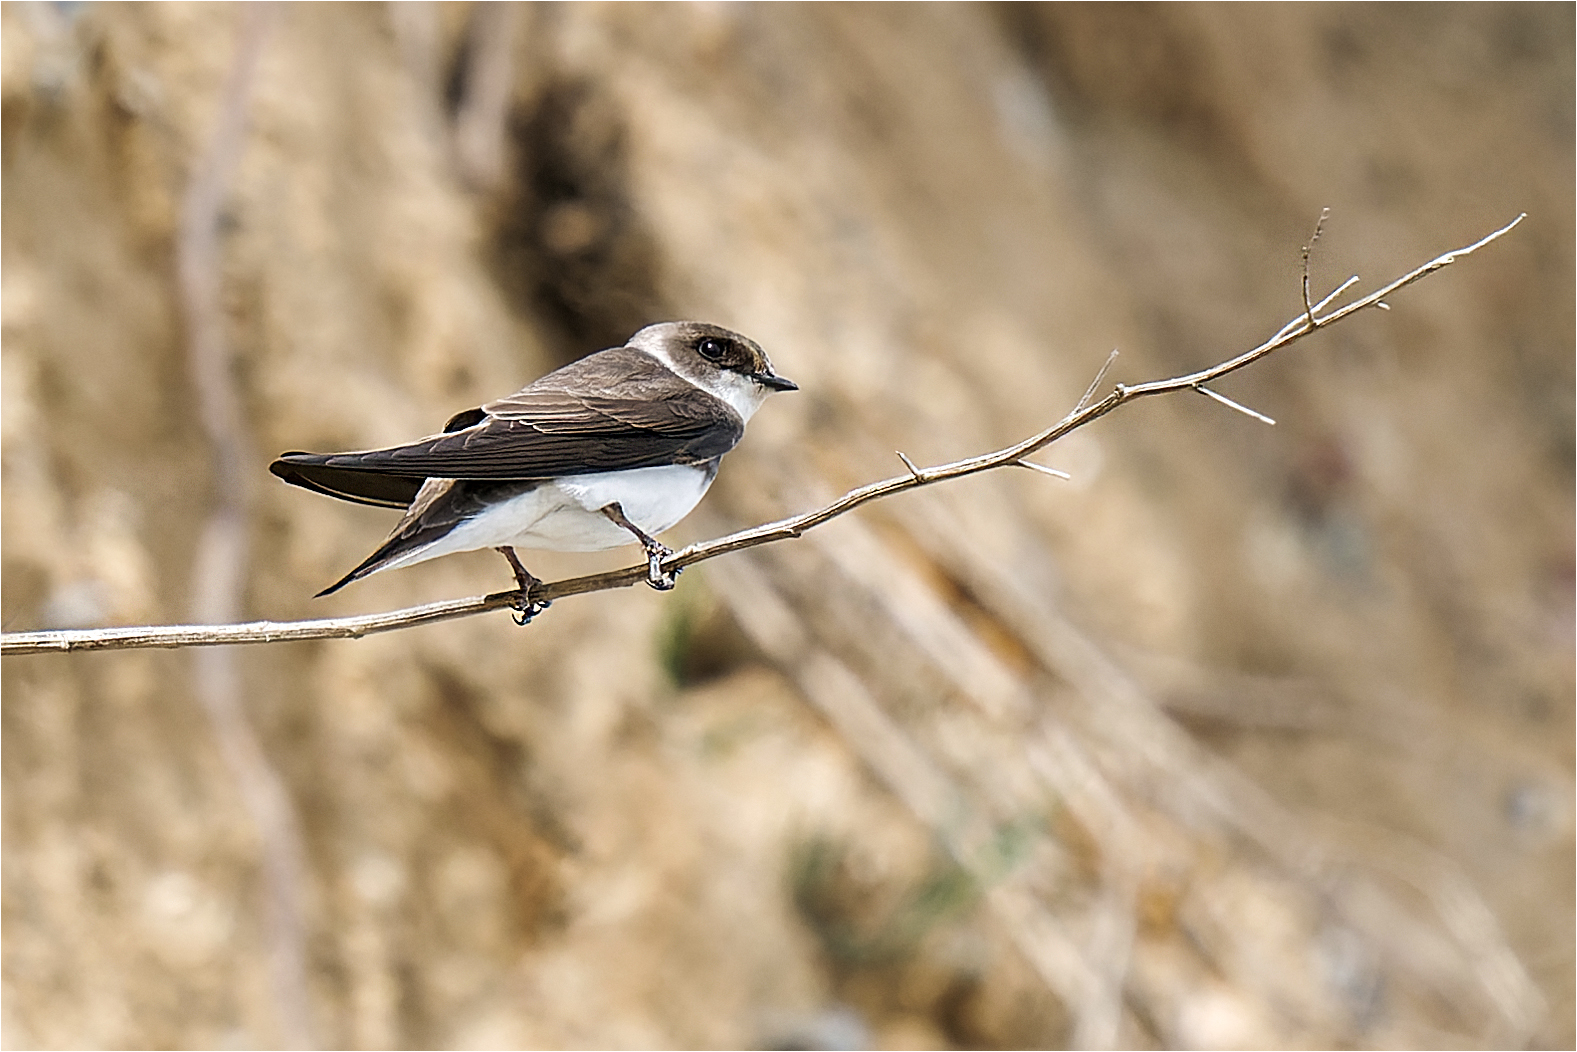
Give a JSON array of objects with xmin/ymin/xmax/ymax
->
[{"xmin": 492, "ymin": 76, "xmax": 668, "ymax": 365}]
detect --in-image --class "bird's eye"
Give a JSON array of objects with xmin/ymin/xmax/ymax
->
[{"xmin": 698, "ymin": 337, "xmax": 726, "ymax": 362}]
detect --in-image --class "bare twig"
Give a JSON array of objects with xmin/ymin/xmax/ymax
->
[
  {"xmin": 0, "ymin": 215, "xmax": 1524, "ymax": 657},
  {"xmin": 1301, "ymin": 206, "xmax": 1331, "ymax": 326},
  {"xmin": 1075, "ymin": 348, "xmax": 1119, "ymax": 413},
  {"xmin": 1014, "ymin": 460, "xmax": 1072, "ymax": 481},
  {"xmin": 1194, "ymin": 384, "xmax": 1276, "ymax": 425}
]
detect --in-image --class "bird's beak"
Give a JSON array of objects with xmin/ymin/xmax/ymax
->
[{"xmin": 753, "ymin": 372, "xmax": 798, "ymax": 392}]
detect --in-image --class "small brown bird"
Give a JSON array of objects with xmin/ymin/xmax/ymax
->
[{"xmin": 270, "ymin": 321, "xmax": 796, "ymax": 620}]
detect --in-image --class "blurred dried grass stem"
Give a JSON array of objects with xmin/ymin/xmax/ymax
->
[
  {"xmin": 0, "ymin": 213, "xmax": 1525, "ymax": 658},
  {"xmin": 176, "ymin": 5, "xmax": 315, "ymax": 1048},
  {"xmin": 451, "ymin": 1, "xmax": 524, "ymax": 192}
]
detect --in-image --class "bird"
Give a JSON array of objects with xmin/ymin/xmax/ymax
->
[{"xmin": 270, "ymin": 321, "xmax": 796, "ymax": 622}]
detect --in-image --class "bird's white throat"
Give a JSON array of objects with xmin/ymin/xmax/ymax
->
[{"xmin": 631, "ymin": 337, "xmax": 774, "ymax": 421}]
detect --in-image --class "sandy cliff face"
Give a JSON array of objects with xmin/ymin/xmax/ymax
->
[{"xmin": 3, "ymin": 4, "xmax": 1570, "ymax": 1048}]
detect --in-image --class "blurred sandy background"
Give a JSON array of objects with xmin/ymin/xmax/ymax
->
[{"xmin": 2, "ymin": 3, "xmax": 1571, "ymax": 1048}]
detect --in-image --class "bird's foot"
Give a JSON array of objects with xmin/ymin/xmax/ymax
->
[
  {"xmin": 510, "ymin": 593, "xmax": 551, "ymax": 626},
  {"xmin": 496, "ymin": 546, "xmax": 551, "ymax": 626},
  {"xmin": 643, "ymin": 539, "xmax": 679, "ymax": 591}
]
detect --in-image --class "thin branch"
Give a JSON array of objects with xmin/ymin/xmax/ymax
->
[{"xmin": 0, "ymin": 214, "xmax": 1525, "ymax": 657}]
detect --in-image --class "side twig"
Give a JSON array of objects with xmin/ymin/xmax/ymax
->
[
  {"xmin": 1301, "ymin": 206, "xmax": 1330, "ymax": 326},
  {"xmin": 0, "ymin": 214, "xmax": 1524, "ymax": 657}
]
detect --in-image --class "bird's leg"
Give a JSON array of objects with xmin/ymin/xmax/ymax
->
[
  {"xmin": 495, "ymin": 546, "xmax": 550, "ymax": 625},
  {"xmin": 600, "ymin": 502, "xmax": 678, "ymax": 591}
]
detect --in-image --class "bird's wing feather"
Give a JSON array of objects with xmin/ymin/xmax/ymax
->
[
  {"xmin": 270, "ymin": 348, "xmax": 743, "ymax": 494},
  {"xmin": 268, "ymin": 459, "xmax": 425, "ymax": 508}
]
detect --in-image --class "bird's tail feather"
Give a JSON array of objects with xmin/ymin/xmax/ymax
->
[{"xmin": 315, "ymin": 537, "xmax": 433, "ymax": 597}]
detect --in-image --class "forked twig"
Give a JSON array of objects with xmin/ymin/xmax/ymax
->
[{"xmin": 0, "ymin": 215, "xmax": 1525, "ymax": 656}]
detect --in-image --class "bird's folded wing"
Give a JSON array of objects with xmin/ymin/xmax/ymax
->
[{"xmin": 273, "ymin": 386, "xmax": 741, "ymax": 496}]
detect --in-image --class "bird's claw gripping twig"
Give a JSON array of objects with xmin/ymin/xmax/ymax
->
[
  {"xmin": 496, "ymin": 547, "xmax": 551, "ymax": 626},
  {"xmin": 643, "ymin": 540, "xmax": 679, "ymax": 591},
  {"xmin": 510, "ymin": 594, "xmax": 551, "ymax": 626}
]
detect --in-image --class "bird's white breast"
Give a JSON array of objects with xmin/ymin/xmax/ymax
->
[
  {"xmin": 395, "ymin": 464, "xmax": 716, "ymax": 571},
  {"xmin": 544, "ymin": 464, "xmax": 715, "ymax": 549}
]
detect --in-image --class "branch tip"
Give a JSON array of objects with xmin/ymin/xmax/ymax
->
[
  {"xmin": 895, "ymin": 450, "xmax": 924, "ymax": 480},
  {"xmin": 1300, "ymin": 208, "xmax": 1331, "ymax": 325},
  {"xmin": 1301, "ymin": 207, "xmax": 1331, "ymax": 261},
  {"xmin": 1445, "ymin": 213, "xmax": 1525, "ymax": 261}
]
